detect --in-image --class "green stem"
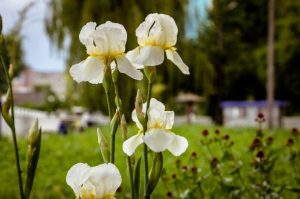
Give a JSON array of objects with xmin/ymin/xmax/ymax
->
[
  {"xmin": 110, "ymin": 131, "xmax": 116, "ymax": 163},
  {"xmin": 127, "ymin": 156, "xmax": 135, "ymax": 199},
  {"xmin": 104, "ymin": 90, "xmax": 112, "ymax": 120},
  {"xmin": 1, "ymin": 56, "xmax": 25, "ymax": 199},
  {"xmin": 112, "ymin": 78, "xmax": 136, "ymax": 198},
  {"xmin": 143, "ymin": 80, "xmax": 153, "ymax": 198}
]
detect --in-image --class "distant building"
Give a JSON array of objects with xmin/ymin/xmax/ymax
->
[
  {"xmin": 220, "ymin": 100, "xmax": 288, "ymax": 128},
  {"xmin": 13, "ymin": 68, "xmax": 66, "ymax": 99}
]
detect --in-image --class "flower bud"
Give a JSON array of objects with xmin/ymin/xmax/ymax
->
[
  {"xmin": 97, "ymin": 128, "xmax": 110, "ymax": 163},
  {"xmin": 146, "ymin": 152, "xmax": 163, "ymax": 196},
  {"xmin": 120, "ymin": 115, "xmax": 127, "ymax": 140},
  {"xmin": 1, "ymin": 89, "xmax": 12, "ymax": 127},
  {"xmin": 28, "ymin": 119, "xmax": 40, "ymax": 146},
  {"xmin": 8, "ymin": 64, "xmax": 14, "ymax": 77},
  {"xmin": 135, "ymin": 90, "xmax": 145, "ymax": 124},
  {"xmin": 25, "ymin": 119, "xmax": 41, "ymax": 199},
  {"xmin": 112, "ymin": 68, "xmax": 119, "ymax": 83},
  {"xmin": 114, "ymin": 95, "xmax": 122, "ymax": 111},
  {"xmin": 110, "ymin": 109, "xmax": 119, "ymax": 132}
]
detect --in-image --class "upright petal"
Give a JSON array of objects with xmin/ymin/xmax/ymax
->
[
  {"xmin": 136, "ymin": 14, "xmax": 158, "ymax": 46},
  {"xmin": 66, "ymin": 163, "xmax": 90, "ymax": 197},
  {"xmin": 122, "ymin": 134, "xmax": 143, "ymax": 156},
  {"xmin": 136, "ymin": 13, "xmax": 178, "ymax": 47},
  {"xmin": 145, "ymin": 98, "xmax": 167, "ymax": 128},
  {"xmin": 143, "ymin": 129, "xmax": 174, "ymax": 152},
  {"xmin": 69, "ymin": 56, "xmax": 105, "ymax": 84},
  {"xmin": 94, "ymin": 21, "xmax": 127, "ymax": 54},
  {"xmin": 88, "ymin": 163, "xmax": 122, "ymax": 197},
  {"xmin": 157, "ymin": 14, "xmax": 178, "ymax": 47},
  {"xmin": 132, "ymin": 110, "xmax": 143, "ymax": 130},
  {"xmin": 79, "ymin": 22, "xmax": 96, "ymax": 54},
  {"xmin": 165, "ymin": 111, "xmax": 175, "ymax": 129},
  {"xmin": 166, "ymin": 49, "xmax": 190, "ymax": 75},
  {"xmin": 148, "ymin": 98, "xmax": 165, "ymax": 113},
  {"xmin": 167, "ymin": 134, "xmax": 188, "ymax": 156},
  {"xmin": 134, "ymin": 46, "xmax": 164, "ymax": 66},
  {"xmin": 116, "ymin": 55, "xmax": 143, "ymax": 80}
]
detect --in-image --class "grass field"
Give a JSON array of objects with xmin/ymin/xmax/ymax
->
[{"xmin": 0, "ymin": 125, "xmax": 298, "ymax": 199}]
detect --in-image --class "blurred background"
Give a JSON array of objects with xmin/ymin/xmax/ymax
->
[{"xmin": 1, "ymin": 0, "xmax": 300, "ymax": 135}]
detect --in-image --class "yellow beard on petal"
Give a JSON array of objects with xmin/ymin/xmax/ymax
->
[
  {"xmin": 89, "ymin": 52, "xmax": 125, "ymax": 65},
  {"xmin": 140, "ymin": 38, "xmax": 176, "ymax": 51},
  {"xmin": 81, "ymin": 190, "xmax": 115, "ymax": 199}
]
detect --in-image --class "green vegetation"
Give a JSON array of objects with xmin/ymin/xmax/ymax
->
[{"xmin": 1, "ymin": 125, "xmax": 299, "ymax": 198}]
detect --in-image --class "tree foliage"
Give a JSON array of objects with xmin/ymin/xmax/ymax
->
[{"xmin": 198, "ymin": 0, "xmax": 300, "ymax": 121}]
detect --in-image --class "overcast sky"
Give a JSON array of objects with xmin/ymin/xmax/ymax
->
[
  {"xmin": 0, "ymin": 0, "xmax": 66, "ymax": 72},
  {"xmin": 0, "ymin": 0, "xmax": 209, "ymax": 73}
]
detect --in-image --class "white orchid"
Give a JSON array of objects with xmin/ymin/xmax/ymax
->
[
  {"xmin": 66, "ymin": 163, "xmax": 122, "ymax": 199},
  {"xmin": 70, "ymin": 21, "xmax": 143, "ymax": 84},
  {"xmin": 122, "ymin": 98, "xmax": 188, "ymax": 156},
  {"xmin": 129, "ymin": 13, "xmax": 189, "ymax": 75}
]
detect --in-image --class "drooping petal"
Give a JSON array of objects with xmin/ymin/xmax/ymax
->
[
  {"xmin": 66, "ymin": 163, "xmax": 90, "ymax": 197},
  {"xmin": 126, "ymin": 48, "xmax": 144, "ymax": 69},
  {"xmin": 93, "ymin": 21, "xmax": 127, "ymax": 54},
  {"xmin": 143, "ymin": 129, "xmax": 174, "ymax": 152},
  {"xmin": 167, "ymin": 134, "xmax": 188, "ymax": 156},
  {"xmin": 88, "ymin": 163, "xmax": 122, "ymax": 197},
  {"xmin": 165, "ymin": 49, "xmax": 190, "ymax": 75},
  {"xmin": 165, "ymin": 111, "xmax": 174, "ymax": 129},
  {"xmin": 122, "ymin": 134, "xmax": 144, "ymax": 156},
  {"xmin": 69, "ymin": 56, "xmax": 105, "ymax": 84},
  {"xmin": 132, "ymin": 110, "xmax": 143, "ymax": 130},
  {"xmin": 134, "ymin": 46, "xmax": 164, "ymax": 66},
  {"xmin": 79, "ymin": 22, "xmax": 96, "ymax": 54},
  {"xmin": 116, "ymin": 55, "xmax": 143, "ymax": 80}
]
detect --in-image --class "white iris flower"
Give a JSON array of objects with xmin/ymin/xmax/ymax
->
[
  {"xmin": 70, "ymin": 21, "xmax": 143, "ymax": 84},
  {"xmin": 66, "ymin": 163, "xmax": 122, "ymax": 199},
  {"xmin": 129, "ymin": 13, "xmax": 190, "ymax": 75},
  {"xmin": 122, "ymin": 98, "xmax": 188, "ymax": 156}
]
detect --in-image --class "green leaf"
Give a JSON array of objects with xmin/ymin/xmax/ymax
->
[
  {"xmin": 146, "ymin": 152, "xmax": 163, "ymax": 196},
  {"xmin": 134, "ymin": 157, "xmax": 142, "ymax": 199}
]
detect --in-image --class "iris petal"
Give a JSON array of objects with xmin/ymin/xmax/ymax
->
[
  {"xmin": 134, "ymin": 46, "xmax": 164, "ymax": 66},
  {"xmin": 116, "ymin": 56, "xmax": 143, "ymax": 80},
  {"xmin": 123, "ymin": 134, "xmax": 144, "ymax": 156},
  {"xmin": 69, "ymin": 56, "xmax": 105, "ymax": 84},
  {"xmin": 166, "ymin": 49, "xmax": 190, "ymax": 75}
]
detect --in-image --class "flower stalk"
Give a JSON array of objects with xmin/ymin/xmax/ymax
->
[
  {"xmin": 142, "ymin": 67, "xmax": 155, "ymax": 198},
  {"xmin": 110, "ymin": 110, "xmax": 119, "ymax": 163},
  {"xmin": 103, "ymin": 65, "xmax": 113, "ymax": 119},
  {"xmin": 121, "ymin": 115, "xmax": 135, "ymax": 199},
  {"xmin": 0, "ymin": 50, "xmax": 25, "ymax": 199}
]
